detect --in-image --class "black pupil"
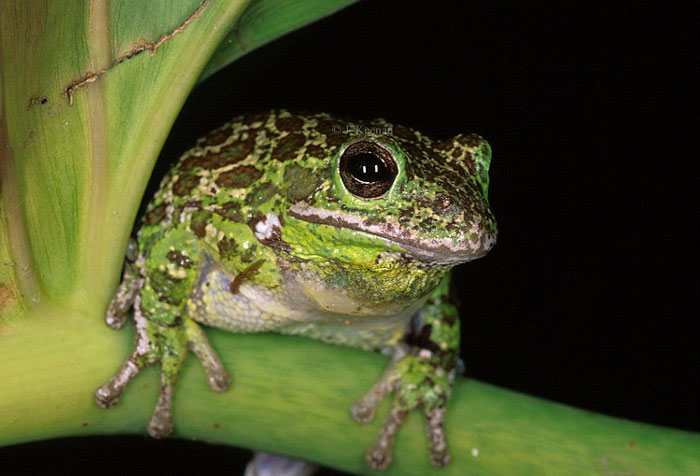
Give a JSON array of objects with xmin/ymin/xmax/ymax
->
[{"xmin": 347, "ymin": 153, "xmax": 389, "ymax": 183}]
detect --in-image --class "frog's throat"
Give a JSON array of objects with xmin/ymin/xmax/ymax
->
[{"xmin": 287, "ymin": 203, "xmax": 494, "ymax": 265}]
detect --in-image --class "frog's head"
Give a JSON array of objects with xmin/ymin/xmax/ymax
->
[
  {"xmin": 273, "ymin": 113, "xmax": 496, "ymax": 314},
  {"xmin": 281, "ymin": 117, "xmax": 496, "ymax": 265}
]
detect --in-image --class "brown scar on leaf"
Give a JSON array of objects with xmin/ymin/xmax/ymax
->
[
  {"xmin": 0, "ymin": 284, "xmax": 15, "ymax": 311},
  {"xmin": 64, "ymin": 0, "xmax": 210, "ymax": 105},
  {"xmin": 229, "ymin": 260, "xmax": 264, "ymax": 294}
]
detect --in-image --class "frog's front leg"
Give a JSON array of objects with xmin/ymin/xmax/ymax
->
[
  {"xmin": 104, "ymin": 240, "xmax": 139, "ymax": 330},
  {"xmin": 95, "ymin": 229, "xmax": 231, "ymax": 437},
  {"xmin": 351, "ymin": 276, "xmax": 459, "ymax": 470}
]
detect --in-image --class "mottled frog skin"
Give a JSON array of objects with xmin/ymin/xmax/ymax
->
[{"xmin": 96, "ymin": 110, "xmax": 497, "ymax": 470}]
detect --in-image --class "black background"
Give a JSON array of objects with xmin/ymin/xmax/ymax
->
[{"xmin": 4, "ymin": 1, "xmax": 698, "ymax": 475}]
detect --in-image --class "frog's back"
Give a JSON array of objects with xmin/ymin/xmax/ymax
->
[
  {"xmin": 138, "ymin": 113, "xmax": 271, "ymax": 249},
  {"xmin": 136, "ymin": 110, "xmax": 359, "ymax": 252}
]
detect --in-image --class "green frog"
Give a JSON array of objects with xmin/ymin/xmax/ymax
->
[{"xmin": 96, "ymin": 110, "xmax": 497, "ymax": 470}]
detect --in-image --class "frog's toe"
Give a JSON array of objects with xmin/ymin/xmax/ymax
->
[
  {"xmin": 207, "ymin": 369, "xmax": 232, "ymax": 392},
  {"xmin": 366, "ymin": 446, "xmax": 393, "ymax": 471},
  {"xmin": 95, "ymin": 352, "xmax": 150, "ymax": 408},
  {"xmin": 426, "ymin": 407, "xmax": 451, "ymax": 467},
  {"xmin": 185, "ymin": 318, "xmax": 232, "ymax": 393},
  {"xmin": 104, "ymin": 312, "xmax": 126, "ymax": 330},
  {"xmin": 94, "ymin": 385, "xmax": 120, "ymax": 408},
  {"xmin": 365, "ymin": 408, "xmax": 408, "ymax": 470},
  {"xmin": 430, "ymin": 446, "xmax": 451, "ymax": 468},
  {"xmin": 147, "ymin": 411, "xmax": 174, "ymax": 439},
  {"xmin": 350, "ymin": 370, "xmax": 396, "ymax": 424},
  {"xmin": 147, "ymin": 384, "xmax": 175, "ymax": 438},
  {"xmin": 350, "ymin": 400, "xmax": 375, "ymax": 423}
]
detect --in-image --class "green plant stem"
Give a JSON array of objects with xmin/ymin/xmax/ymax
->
[{"xmin": 1, "ymin": 303, "xmax": 697, "ymax": 476}]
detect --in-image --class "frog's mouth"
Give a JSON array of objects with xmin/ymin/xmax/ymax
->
[{"xmin": 287, "ymin": 203, "xmax": 495, "ymax": 265}]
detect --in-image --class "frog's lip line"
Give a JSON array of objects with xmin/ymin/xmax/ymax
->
[{"xmin": 286, "ymin": 204, "xmax": 491, "ymax": 264}]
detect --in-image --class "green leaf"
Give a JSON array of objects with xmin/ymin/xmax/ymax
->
[
  {"xmin": 0, "ymin": 0, "xmax": 358, "ymax": 315},
  {"xmin": 1, "ymin": 0, "xmax": 249, "ymax": 311}
]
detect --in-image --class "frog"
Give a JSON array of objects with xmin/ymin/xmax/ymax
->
[{"xmin": 96, "ymin": 110, "xmax": 497, "ymax": 471}]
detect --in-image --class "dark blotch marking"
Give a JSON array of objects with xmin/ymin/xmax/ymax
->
[
  {"xmin": 229, "ymin": 260, "xmax": 264, "ymax": 294},
  {"xmin": 316, "ymin": 119, "xmax": 342, "ymax": 135},
  {"xmin": 275, "ymin": 115, "xmax": 304, "ymax": 132},
  {"xmin": 392, "ymin": 124, "xmax": 417, "ymax": 142},
  {"xmin": 217, "ymin": 137, "xmax": 255, "ymax": 165},
  {"xmin": 190, "ymin": 209, "xmax": 212, "ymax": 238},
  {"xmin": 213, "ymin": 201, "xmax": 245, "ymax": 223},
  {"xmin": 433, "ymin": 140, "xmax": 453, "ymax": 151},
  {"xmin": 403, "ymin": 142, "xmax": 427, "ymax": 161},
  {"xmin": 404, "ymin": 323, "xmax": 441, "ymax": 353},
  {"xmin": 166, "ymin": 249, "xmax": 193, "ymax": 268},
  {"xmin": 215, "ymin": 165, "xmax": 263, "ymax": 189},
  {"xmin": 218, "ymin": 237, "xmax": 239, "ymax": 260},
  {"xmin": 173, "ymin": 174, "xmax": 200, "ymax": 196},
  {"xmin": 404, "ymin": 142, "xmax": 441, "ymax": 182},
  {"xmin": 305, "ymin": 144, "xmax": 326, "ymax": 159},
  {"xmin": 179, "ymin": 135, "xmax": 254, "ymax": 173},
  {"xmin": 144, "ymin": 203, "xmax": 167, "ymax": 226},
  {"xmin": 450, "ymin": 147, "xmax": 475, "ymax": 174},
  {"xmin": 203, "ymin": 127, "xmax": 232, "ymax": 146},
  {"xmin": 151, "ymin": 270, "xmax": 184, "ymax": 305},
  {"xmin": 176, "ymin": 154, "xmax": 202, "ymax": 172},
  {"xmin": 271, "ymin": 133, "xmax": 306, "ymax": 161},
  {"xmin": 241, "ymin": 112, "xmax": 268, "ymax": 125},
  {"xmin": 456, "ymin": 133, "xmax": 482, "ymax": 147},
  {"xmin": 172, "ymin": 200, "xmax": 203, "ymax": 225},
  {"xmin": 325, "ymin": 133, "xmax": 348, "ymax": 147}
]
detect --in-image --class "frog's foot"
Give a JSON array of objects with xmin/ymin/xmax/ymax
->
[
  {"xmin": 351, "ymin": 349, "xmax": 454, "ymax": 470},
  {"xmin": 96, "ymin": 295, "xmax": 231, "ymax": 438},
  {"xmin": 105, "ymin": 260, "xmax": 140, "ymax": 330},
  {"xmin": 94, "ymin": 350, "xmax": 180, "ymax": 439}
]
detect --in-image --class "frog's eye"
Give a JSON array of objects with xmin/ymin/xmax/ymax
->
[{"xmin": 339, "ymin": 141, "xmax": 398, "ymax": 199}]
